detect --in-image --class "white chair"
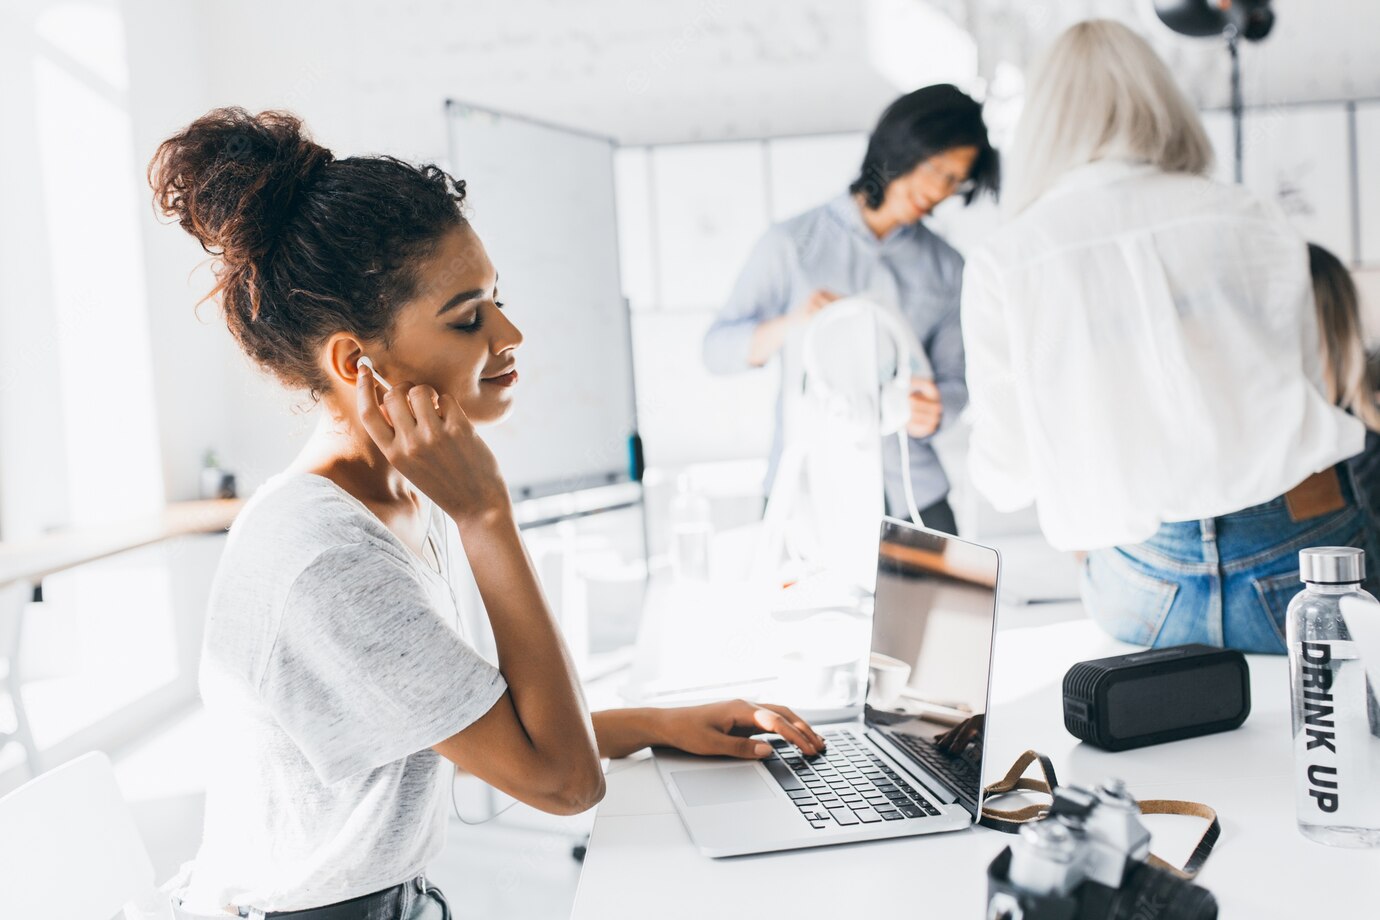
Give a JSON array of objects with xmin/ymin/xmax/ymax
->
[{"xmin": 0, "ymin": 751, "xmax": 169, "ymax": 920}]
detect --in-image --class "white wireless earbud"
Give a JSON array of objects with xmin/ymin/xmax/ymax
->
[{"xmin": 357, "ymin": 355, "xmax": 394, "ymax": 393}]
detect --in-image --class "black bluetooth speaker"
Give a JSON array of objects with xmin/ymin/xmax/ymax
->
[{"xmin": 1062, "ymin": 644, "xmax": 1251, "ymax": 751}]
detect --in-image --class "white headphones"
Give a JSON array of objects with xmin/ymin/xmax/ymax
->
[
  {"xmin": 800, "ymin": 296, "xmax": 930, "ymax": 436},
  {"xmin": 798, "ymin": 296, "xmax": 936, "ymax": 525}
]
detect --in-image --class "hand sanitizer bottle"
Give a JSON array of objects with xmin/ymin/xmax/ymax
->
[
  {"xmin": 1288, "ymin": 547, "xmax": 1380, "ymax": 847},
  {"xmin": 668, "ymin": 473, "xmax": 712, "ymax": 582}
]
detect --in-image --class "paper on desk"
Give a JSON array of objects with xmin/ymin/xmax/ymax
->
[
  {"xmin": 1339, "ymin": 595, "xmax": 1380, "ymax": 688},
  {"xmin": 769, "ymin": 568, "xmax": 871, "ymax": 615}
]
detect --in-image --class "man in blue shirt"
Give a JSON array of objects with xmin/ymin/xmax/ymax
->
[{"xmin": 702, "ymin": 85, "xmax": 999, "ymax": 533}]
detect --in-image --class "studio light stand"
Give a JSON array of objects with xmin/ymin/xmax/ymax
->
[{"xmin": 1154, "ymin": 0, "xmax": 1276, "ymax": 183}]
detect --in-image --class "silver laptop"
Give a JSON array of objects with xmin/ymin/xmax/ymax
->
[{"xmin": 653, "ymin": 517, "xmax": 1001, "ymax": 857}]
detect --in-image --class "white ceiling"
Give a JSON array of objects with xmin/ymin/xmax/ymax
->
[{"xmin": 321, "ymin": 0, "xmax": 1380, "ymax": 146}]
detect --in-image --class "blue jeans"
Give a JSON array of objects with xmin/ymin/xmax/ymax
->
[{"xmin": 1080, "ymin": 469, "xmax": 1379, "ymax": 654}]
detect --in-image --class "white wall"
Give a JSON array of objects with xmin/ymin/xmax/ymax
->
[
  {"xmin": 0, "ymin": 0, "xmax": 70, "ymax": 538},
  {"xmin": 0, "ymin": 0, "xmax": 223, "ymax": 787},
  {"xmin": 122, "ymin": 0, "xmax": 235, "ymax": 504},
  {"xmin": 127, "ymin": 0, "xmax": 338, "ymax": 499},
  {"xmin": 0, "ymin": 0, "xmax": 306, "ymax": 525}
]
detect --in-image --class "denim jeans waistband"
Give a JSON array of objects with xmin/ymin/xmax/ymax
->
[{"xmin": 1124, "ymin": 464, "xmax": 1361, "ymax": 572}]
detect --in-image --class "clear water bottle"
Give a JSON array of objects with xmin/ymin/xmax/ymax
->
[
  {"xmin": 668, "ymin": 473, "xmax": 712, "ymax": 582},
  {"xmin": 1287, "ymin": 546, "xmax": 1380, "ymax": 847}
]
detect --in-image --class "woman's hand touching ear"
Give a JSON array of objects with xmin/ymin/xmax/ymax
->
[{"xmin": 356, "ymin": 366, "xmax": 510, "ymax": 525}]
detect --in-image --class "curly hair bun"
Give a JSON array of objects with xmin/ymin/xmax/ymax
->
[
  {"xmin": 149, "ymin": 106, "xmax": 468, "ymax": 398},
  {"xmin": 149, "ymin": 107, "xmax": 333, "ymax": 267}
]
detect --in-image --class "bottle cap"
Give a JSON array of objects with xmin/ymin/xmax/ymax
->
[{"xmin": 1299, "ymin": 547, "xmax": 1365, "ymax": 585}]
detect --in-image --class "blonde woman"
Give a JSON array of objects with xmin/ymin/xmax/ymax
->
[{"xmin": 961, "ymin": 20, "xmax": 1366, "ymax": 653}]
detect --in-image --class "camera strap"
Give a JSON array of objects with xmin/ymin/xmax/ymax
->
[
  {"xmin": 978, "ymin": 749, "xmax": 1060, "ymax": 834},
  {"xmin": 978, "ymin": 749, "xmax": 1220, "ymax": 879}
]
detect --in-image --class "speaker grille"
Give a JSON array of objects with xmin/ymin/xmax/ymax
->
[{"xmin": 1062, "ymin": 661, "xmax": 1102, "ymax": 742}]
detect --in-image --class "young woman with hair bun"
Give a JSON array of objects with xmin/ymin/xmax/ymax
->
[{"xmin": 150, "ymin": 108, "xmax": 823, "ymax": 920}]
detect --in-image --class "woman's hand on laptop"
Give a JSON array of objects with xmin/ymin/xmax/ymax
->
[
  {"xmin": 654, "ymin": 700, "xmax": 826, "ymax": 758},
  {"xmin": 593, "ymin": 701, "xmax": 826, "ymax": 760}
]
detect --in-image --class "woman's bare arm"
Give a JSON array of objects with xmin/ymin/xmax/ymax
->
[{"xmin": 359, "ymin": 371, "xmax": 603, "ymax": 815}]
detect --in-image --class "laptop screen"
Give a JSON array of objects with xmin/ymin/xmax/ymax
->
[{"xmin": 865, "ymin": 518, "xmax": 1001, "ymax": 814}]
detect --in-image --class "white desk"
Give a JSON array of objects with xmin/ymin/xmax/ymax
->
[
  {"xmin": 0, "ymin": 500, "xmax": 242, "ymax": 777},
  {"xmin": 0, "ymin": 500, "xmax": 242, "ymax": 590},
  {"xmin": 574, "ymin": 618, "xmax": 1372, "ymax": 918}
]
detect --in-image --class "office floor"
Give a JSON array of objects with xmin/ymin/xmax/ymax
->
[{"xmin": 110, "ymin": 707, "xmax": 591, "ymax": 919}]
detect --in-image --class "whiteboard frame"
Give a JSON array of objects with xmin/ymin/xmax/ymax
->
[{"xmin": 443, "ymin": 99, "xmax": 644, "ymax": 511}]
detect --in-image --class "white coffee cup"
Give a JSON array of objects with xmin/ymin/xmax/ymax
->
[{"xmin": 868, "ymin": 651, "xmax": 912, "ymax": 709}]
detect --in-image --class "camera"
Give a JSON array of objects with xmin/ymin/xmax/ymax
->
[{"xmin": 986, "ymin": 779, "xmax": 1217, "ymax": 920}]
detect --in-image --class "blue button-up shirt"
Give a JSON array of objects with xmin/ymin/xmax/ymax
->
[{"xmin": 702, "ymin": 192, "xmax": 967, "ymax": 514}]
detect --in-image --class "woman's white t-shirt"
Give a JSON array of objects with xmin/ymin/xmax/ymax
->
[{"xmin": 179, "ymin": 472, "xmax": 506, "ymax": 914}]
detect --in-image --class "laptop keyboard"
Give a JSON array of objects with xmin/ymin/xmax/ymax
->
[
  {"xmin": 880, "ymin": 728, "xmax": 981, "ymax": 796},
  {"xmin": 763, "ymin": 730, "xmax": 942, "ymax": 829}
]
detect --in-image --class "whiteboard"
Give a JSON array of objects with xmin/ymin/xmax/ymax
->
[
  {"xmin": 1201, "ymin": 105, "xmax": 1354, "ymax": 262},
  {"xmin": 766, "ymin": 132, "xmax": 868, "ymax": 222},
  {"xmin": 445, "ymin": 102, "xmax": 638, "ymax": 499},
  {"xmin": 630, "ymin": 311, "xmax": 777, "ymax": 466},
  {"xmin": 651, "ymin": 141, "xmax": 769, "ymax": 311}
]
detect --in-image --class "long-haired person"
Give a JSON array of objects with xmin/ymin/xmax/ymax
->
[
  {"xmin": 703, "ymin": 84, "xmax": 999, "ymax": 533},
  {"xmin": 150, "ymin": 108, "xmax": 823, "ymax": 919},
  {"xmin": 1310, "ymin": 243, "xmax": 1380, "ymax": 431},
  {"xmin": 1308, "ymin": 242, "xmax": 1380, "ymax": 591},
  {"xmin": 961, "ymin": 21, "xmax": 1366, "ymax": 653}
]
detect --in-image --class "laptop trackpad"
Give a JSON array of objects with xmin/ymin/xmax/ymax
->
[{"xmin": 672, "ymin": 766, "xmax": 776, "ymax": 807}]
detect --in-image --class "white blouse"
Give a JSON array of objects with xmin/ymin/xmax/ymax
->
[{"xmin": 962, "ymin": 159, "xmax": 1364, "ymax": 551}]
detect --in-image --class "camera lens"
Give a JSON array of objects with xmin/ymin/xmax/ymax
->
[{"xmin": 1103, "ymin": 862, "xmax": 1218, "ymax": 920}]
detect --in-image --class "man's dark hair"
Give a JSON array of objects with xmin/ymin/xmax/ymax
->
[{"xmin": 849, "ymin": 84, "xmax": 999, "ymax": 209}]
